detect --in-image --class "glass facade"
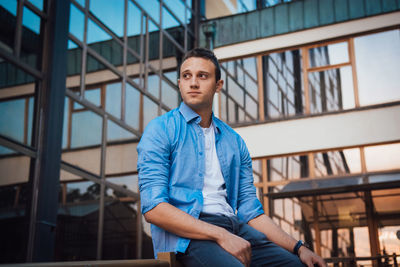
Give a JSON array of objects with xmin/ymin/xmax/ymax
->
[{"xmin": 0, "ymin": 0, "xmax": 399, "ymax": 265}]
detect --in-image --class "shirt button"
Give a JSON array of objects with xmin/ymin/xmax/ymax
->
[
  {"xmin": 199, "ymin": 173, "xmax": 203, "ymax": 177},
  {"xmin": 199, "ymin": 152, "xmax": 203, "ymax": 156}
]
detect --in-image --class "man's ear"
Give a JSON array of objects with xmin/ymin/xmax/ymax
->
[
  {"xmin": 216, "ymin": 79, "xmax": 224, "ymax": 93},
  {"xmin": 177, "ymin": 79, "xmax": 181, "ymax": 91}
]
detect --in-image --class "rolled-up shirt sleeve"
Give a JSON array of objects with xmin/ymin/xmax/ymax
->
[
  {"xmin": 137, "ymin": 119, "xmax": 171, "ymax": 214},
  {"xmin": 236, "ymin": 136, "xmax": 264, "ymax": 223}
]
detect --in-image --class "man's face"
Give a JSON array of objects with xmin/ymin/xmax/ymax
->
[{"xmin": 178, "ymin": 57, "xmax": 223, "ymax": 112}]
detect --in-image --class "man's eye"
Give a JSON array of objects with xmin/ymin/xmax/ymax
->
[
  {"xmin": 199, "ymin": 74, "xmax": 208, "ymax": 79},
  {"xmin": 183, "ymin": 73, "xmax": 190, "ymax": 79}
]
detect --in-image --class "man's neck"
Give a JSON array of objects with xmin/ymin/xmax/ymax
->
[
  {"xmin": 190, "ymin": 105, "xmax": 212, "ymax": 128},
  {"xmin": 198, "ymin": 109, "xmax": 212, "ymax": 128}
]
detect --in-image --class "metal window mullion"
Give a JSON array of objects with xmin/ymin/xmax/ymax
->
[
  {"xmin": 161, "ymin": 26, "xmax": 185, "ymax": 54},
  {"xmin": 80, "ymin": 0, "xmax": 89, "ymax": 98},
  {"xmin": 184, "ymin": 0, "xmax": 188, "ymax": 51},
  {"xmin": 0, "ymin": 135, "xmax": 37, "ymax": 158},
  {"xmin": 96, "ymin": 114, "xmax": 107, "ymax": 260},
  {"xmin": 14, "ymin": 0, "xmax": 24, "ymax": 58},
  {"xmin": 60, "ymin": 161, "xmax": 139, "ymax": 200},
  {"xmin": 158, "ymin": 1, "xmax": 163, "ymax": 115},
  {"xmin": 0, "ymin": 49, "xmax": 42, "ymax": 79},
  {"xmin": 66, "ymin": 89, "xmax": 142, "ymax": 137},
  {"xmin": 24, "ymin": 1, "xmax": 48, "ymax": 20},
  {"xmin": 87, "ymin": 11, "xmax": 125, "ymax": 48},
  {"xmin": 24, "ymin": 98, "xmax": 29, "ymax": 144},
  {"xmin": 121, "ymin": 0, "xmax": 128, "ymax": 122},
  {"xmin": 139, "ymin": 10, "xmax": 145, "ymax": 88},
  {"xmin": 161, "ymin": 1, "xmax": 194, "ymax": 37}
]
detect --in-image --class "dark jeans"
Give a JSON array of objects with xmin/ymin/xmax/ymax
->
[{"xmin": 177, "ymin": 213, "xmax": 304, "ymax": 267}]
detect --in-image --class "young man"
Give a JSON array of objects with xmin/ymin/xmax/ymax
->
[{"xmin": 137, "ymin": 48, "xmax": 326, "ymax": 267}]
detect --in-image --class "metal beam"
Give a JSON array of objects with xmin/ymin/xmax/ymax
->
[{"xmin": 26, "ymin": 0, "xmax": 70, "ymax": 262}]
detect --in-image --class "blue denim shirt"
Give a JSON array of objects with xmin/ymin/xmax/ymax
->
[{"xmin": 137, "ymin": 102, "xmax": 264, "ymax": 258}]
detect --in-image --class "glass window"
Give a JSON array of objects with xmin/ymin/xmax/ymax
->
[
  {"xmin": 143, "ymin": 95, "xmax": 158, "ymax": 129},
  {"xmin": 355, "ymin": 29, "xmax": 400, "ymax": 106},
  {"xmin": 107, "ymin": 119, "xmax": 136, "ymax": 142},
  {"xmin": 106, "ymin": 82, "xmax": 121, "ymax": 118},
  {"xmin": 70, "ymin": 107, "xmax": 102, "ymax": 148},
  {"xmin": 364, "ymin": 143, "xmax": 400, "ymax": 172},
  {"xmin": 22, "ymin": 6, "xmax": 41, "ymax": 34},
  {"xmin": 308, "ymin": 66, "xmax": 355, "ymax": 113},
  {"xmin": 69, "ymin": 3, "xmax": 84, "ymax": 41},
  {"xmin": 28, "ymin": 0, "xmax": 43, "ymax": 11},
  {"xmin": 125, "ymin": 83, "xmax": 140, "ymax": 130},
  {"xmin": 161, "ymin": 78, "xmax": 178, "ymax": 109},
  {"xmin": 56, "ymin": 179, "xmax": 100, "ymax": 260},
  {"xmin": 309, "ymin": 42, "xmax": 349, "ymax": 68},
  {"xmin": 89, "ymin": 0, "xmax": 124, "ymax": 37},
  {"xmin": 136, "ymin": 0, "xmax": 160, "ymax": 24},
  {"xmin": 0, "ymin": 0, "xmax": 17, "ymax": 52},
  {"xmin": 127, "ymin": 1, "xmax": 143, "ymax": 56},
  {"xmin": 0, "ymin": 98, "xmax": 28, "ymax": 144}
]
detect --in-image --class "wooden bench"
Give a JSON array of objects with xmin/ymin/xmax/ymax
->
[{"xmin": 1, "ymin": 253, "xmax": 181, "ymax": 267}]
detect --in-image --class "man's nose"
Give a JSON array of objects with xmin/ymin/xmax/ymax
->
[{"xmin": 190, "ymin": 76, "xmax": 199, "ymax": 88}]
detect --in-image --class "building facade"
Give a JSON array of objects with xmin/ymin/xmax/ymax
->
[{"xmin": 0, "ymin": 0, "xmax": 399, "ymax": 265}]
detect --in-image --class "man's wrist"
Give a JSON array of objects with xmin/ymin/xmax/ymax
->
[{"xmin": 293, "ymin": 240, "xmax": 305, "ymax": 256}]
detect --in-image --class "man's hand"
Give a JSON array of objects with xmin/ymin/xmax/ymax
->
[
  {"xmin": 298, "ymin": 246, "xmax": 327, "ymax": 267},
  {"xmin": 215, "ymin": 229, "xmax": 251, "ymax": 267}
]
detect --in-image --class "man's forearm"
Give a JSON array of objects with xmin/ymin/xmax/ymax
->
[
  {"xmin": 144, "ymin": 202, "xmax": 225, "ymax": 241},
  {"xmin": 248, "ymin": 214, "xmax": 297, "ymax": 252},
  {"xmin": 144, "ymin": 202, "xmax": 252, "ymax": 266}
]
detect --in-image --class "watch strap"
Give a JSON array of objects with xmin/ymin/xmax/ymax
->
[{"xmin": 293, "ymin": 240, "xmax": 304, "ymax": 256}]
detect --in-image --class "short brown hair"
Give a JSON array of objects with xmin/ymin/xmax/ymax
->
[{"xmin": 180, "ymin": 47, "xmax": 221, "ymax": 81}]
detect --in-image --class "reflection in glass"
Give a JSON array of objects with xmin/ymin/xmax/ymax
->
[
  {"xmin": 355, "ymin": 29, "xmax": 400, "ymax": 106},
  {"xmin": 57, "ymin": 179, "xmax": 99, "ymax": 260},
  {"xmin": 0, "ymin": 98, "xmax": 29, "ymax": 144},
  {"xmin": 106, "ymin": 82, "xmax": 121, "ymax": 118},
  {"xmin": 161, "ymin": 78, "xmax": 178, "ymax": 109},
  {"xmin": 62, "ymin": 97, "xmax": 103, "ymax": 174},
  {"xmin": 28, "ymin": 0, "xmax": 43, "ymax": 11},
  {"xmin": 308, "ymin": 66, "xmax": 354, "ymax": 113},
  {"xmin": 106, "ymin": 174, "xmax": 138, "ymax": 193},
  {"xmin": 127, "ymin": 1, "xmax": 143, "ymax": 56},
  {"xmin": 85, "ymin": 54, "xmax": 119, "ymax": 88},
  {"xmin": 264, "ymin": 50, "xmax": 303, "ymax": 120},
  {"xmin": 107, "ymin": 120, "xmax": 136, "ymax": 142},
  {"xmin": 20, "ymin": 6, "xmax": 41, "ymax": 69},
  {"xmin": 309, "ymin": 42, "xmax": 349, "ymax": 68},
  {"xmin": 0, "ymin": 0, "xmax": 17, "ymax": 53},
  {"xmin": 69, "ymin": 3, "xmax": 85, "ymax": 41},
  {"xmin": 164, "ymin": 0, "xmax": 186, "ymax": 24},
  {"xmin": 147, "ymin": 73, "xmax": 160, "ymax": 99},
  {"xmin": 143, "ymin": 95, "xmax": 158, "ymax": 129},
  {"xmin": 314, "ymin": 148, "xmax": 361, "ymax": 177},
  {"xmin": 0, "ymin": 149, "xmax": 30, "ymax": 186},
  {"xmin": 89, "ymin": 0, "xmax": 124, "ymax": 37},
  {"xmin": 87, "ymin": 19, "xmax": 123, "ymax": 67},
  {"xmin": 125, "ymin": 83, "xmax": 140, "ymax": 130},
  {"xmin": 22, "ymin": 6, "xmax": 40, "ymax": 34},
  {"xmin": 0, "ymin": 181, "xmax": 30, "ymax": 262},
  {"xmin": 66, "ymin": 39, "xmax": 82, "ymax": 79},
  {"xmin": 364, "ymin": 143, "xmax": 400, "ymax": 172},
  {"xmin": 269, "ymin": 155, "xmax": 305, "ymax": 181},
  {"xmin": 136, "ymin": 0, "xmax": 160, "ymax": 24},
  {"xmin": 70, "ymin": 106, "xmax": 102, "ymax": 148}
]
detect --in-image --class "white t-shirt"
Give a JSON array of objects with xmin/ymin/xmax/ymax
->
[{"xmin": 201, "ymin": 123, "xmax": 234, "ymax": 216}]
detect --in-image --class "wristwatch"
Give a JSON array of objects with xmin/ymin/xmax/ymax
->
[{"xmin": 293, "ymin": 240, "xmax": 305, "ymax": 256}]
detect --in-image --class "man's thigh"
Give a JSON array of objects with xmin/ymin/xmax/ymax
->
[
  {"xmin": 238, "ymin": 222, "xmax": 304, "ymax": 267},
  {"xmin": 177, "ymin": 239, "xmax": 244, "ymax": 267}
]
